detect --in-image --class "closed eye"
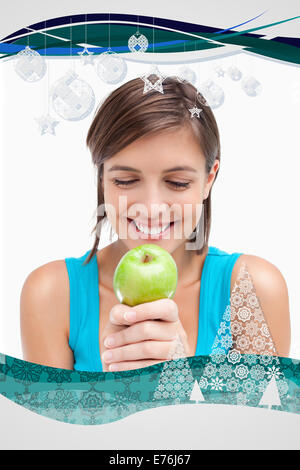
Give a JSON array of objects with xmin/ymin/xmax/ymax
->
[{"xmin": 113, "ymin": 179, "xmax": 191, "ymax": 189}]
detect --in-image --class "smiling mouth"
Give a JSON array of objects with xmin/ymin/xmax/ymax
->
[
  {"xmin": 127, "ymin": 218, "xmax": 175, "ymax": 238},
  {"xmin": 127, "ymin": 218, "xmax": 175, "ymax": 230}
]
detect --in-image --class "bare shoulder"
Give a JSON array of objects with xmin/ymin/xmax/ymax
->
[
  {"xmin": 231, "ymin": 254, "xmax": 289, "ymax": 294},
  {"xmin": 20, "ymin": 259, "xmax": 74, "ymax": 369},
  {"xmin": 230, "ymin": 253, "xmax": 291, "ymax": 357},
  {"xmin": 21, "ymin": 259, "xmax": 70, "ymax": 321}
]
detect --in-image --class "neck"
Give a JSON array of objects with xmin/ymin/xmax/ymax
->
[{"xmin": 171, "ymin": 242, "xmax": 208, "ymax": 289}]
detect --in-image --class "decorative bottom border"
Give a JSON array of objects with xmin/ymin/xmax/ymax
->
[{"xmin": 0, "ymin": 352, "xmax": 299, "ymax": 425}]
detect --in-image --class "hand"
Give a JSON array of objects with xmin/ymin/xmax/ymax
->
[{"xmin": 101, "ymin": 298, "xmax": 191, "ymax": 372}]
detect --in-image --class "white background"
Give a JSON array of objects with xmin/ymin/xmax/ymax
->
[{"xmin": 1, "ymin": 45, "xmax": 300, "ymax": 359}]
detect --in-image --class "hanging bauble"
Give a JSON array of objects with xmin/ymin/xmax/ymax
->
[
  {"xmin": 214, "ymin": 65, "xmax": 226, "ymax": 78},
  {"xmin": 227, "ymin": 65, "xmax": 242, "ymax": 81},
  {"xmin": 128, "ymin": 32, "xmax": 148, "ymax": 53},
  {"xmin": 241, "ymin": 75, "xmax": 262, "ymax": 97},
  {"xmin": 199, "ymin": 79, "xmax": 225, "ymax": 109},
  {"xmin": 177, "ymin": 66, "xmax": 197, "ymax": 85},
  {"xmin": 50, "ymin": 70, "xmax": 95, "ymax": 121},
  {"xmin": 14, "ymin": 45, "xmax": 47, "ymax": 82},
  {"xmin": 196, "ymin": 91, "xmax": 210, "ymax": 107},
  {"xmin": 96, "ymin": 50, "xmax": 127, "ymax": 84}
]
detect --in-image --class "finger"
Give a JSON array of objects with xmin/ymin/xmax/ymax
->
[
  {"xmin": 109, "ymin": 304, "xmax": 139, "ymax": 326},
  {"xmin": 108, "ymin": 359, "xmax": 165, "ymax": 372},
  {"xmin": 101, "ymin": 339, "xmax": 177, "ymax": 365},
  {"xmin": 110, "ymin": 298, "xmax": 179, "ymax": 326},
  {"xmin": 104, "ymin": 320, "xmax": 180, "ymax": 349},
  {"xmin": 133, "ymin": 298, "xmax": 179, "ymax": 323}
]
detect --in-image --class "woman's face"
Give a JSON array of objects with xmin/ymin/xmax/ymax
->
[{"xmin": 102, "ymin": 124, "xmax": 219, "ymax": 254}]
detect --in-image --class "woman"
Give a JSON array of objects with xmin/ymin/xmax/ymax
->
[{"xmin": 20, "ymin": 75, "xmax": 291, "ymax": 372}]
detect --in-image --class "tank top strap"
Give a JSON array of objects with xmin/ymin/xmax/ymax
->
[
  {"xmin": 195, "ymin": 246, "xmax": 244, "ymax": 356},
  {"xmin": 64, "ymin": 249, "xmax": 100, "ymax": 371}
]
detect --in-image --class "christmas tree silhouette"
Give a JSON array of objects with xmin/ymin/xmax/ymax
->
[
  {"xmin": 189, "ymin": 379, "xmax": 205, "ymax": 404},
  {"xmin": 153, "ymin": 334, "xmax": 195, "ymax": 405},
  {"xmin": 259, "ymin": 375, "xmax": 282, "ymax": 410}
]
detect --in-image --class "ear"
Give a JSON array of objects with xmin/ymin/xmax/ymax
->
[
  {"xmin": 99, "ymin": 170, "xmax": 105, "ymax": 193},
  {"xmin": 203, "ymin": 159, "xmax": 220, "ymax": 200},
  {"xmin": 99, "ymin": 164, "xmax": 105, "ymax": 193}
]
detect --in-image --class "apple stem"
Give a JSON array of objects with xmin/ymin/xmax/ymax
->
[{"xmin": 143, "ymin": 254, "xmax": 153, "ymax": 263}]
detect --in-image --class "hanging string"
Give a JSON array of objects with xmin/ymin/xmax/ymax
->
[
  {"xmin": 44, "ymin": 20, "xmax": 47, "ymax": 114},
  {"xmin": 85, "ymin": 13, "xmax": 87, "ymax": 44},
  {"xmin": 70, "ymin": 18, "xmax": 71, "ymax": 67},
  {"xmin": 70, "ymin": 18, "xmax": 71, "ymax": 63},
  {"xmin": 47, "ymin": 21, "xmax": 50, "ymax": 115},
  {"xmin": 70, "ymin": 17, "xmax": 75, "ymax": 71},
  {"xmin": 153, "ymin": 17, "xmax": 154, "ymax": 54},
  {"xmin": 151, "ymin": 16, "xmax": 155, "ymax": 67},
  {"xmin": 108, "ymin": 12, "xmax": 111, "ymax": 51}
]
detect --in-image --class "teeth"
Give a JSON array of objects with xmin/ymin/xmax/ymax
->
[{"xmin": 134, "ymin": 221, "xmax": 170, "ymax": 235}]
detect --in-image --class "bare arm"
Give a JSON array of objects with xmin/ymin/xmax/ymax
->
[
  {"xmin": 20, "ymin": 260, "xmax": 74, "ymax": 370},
  {"xmin": 231, "ymin": 254, "xmax": 291, "ymax": 358}
]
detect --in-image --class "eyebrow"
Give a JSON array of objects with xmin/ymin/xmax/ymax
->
[{"xmin": 108, "ymin": 165, "xmax": 197, "ymax": 173}]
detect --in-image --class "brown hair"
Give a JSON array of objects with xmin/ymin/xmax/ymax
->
[{"xmin": 83, "ymin": 75, "xmax": 220, "ymax": 265}]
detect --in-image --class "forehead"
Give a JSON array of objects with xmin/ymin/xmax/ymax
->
[{"xmin": 105, "ymin": 125, "xmax": 205, "ymax": 172}]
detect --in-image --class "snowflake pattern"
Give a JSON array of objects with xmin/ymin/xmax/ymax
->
[
  {"xmin": 152, "ymin": 334, "xmax": 195, "ymax": 404},
  {"xmin": 230, "ymin": 261, "xmax": 277, "ymax": 355},
  {"xmin": 0, "ymin": 352, "xmax": 298, "ymax": 424}
]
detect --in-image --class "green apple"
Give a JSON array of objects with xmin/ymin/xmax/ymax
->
[{"xmin": 113, "ymin": 244, "xmax": 178, "ymax": 306}]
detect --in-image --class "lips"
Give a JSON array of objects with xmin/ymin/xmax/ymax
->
[
  {"xmin": 127, "ymin": 218, "xmax": 175, "ymax": 229},
  {"xmin": 127, "ymin": 218, "xmax": 175, "ymax": 240}
]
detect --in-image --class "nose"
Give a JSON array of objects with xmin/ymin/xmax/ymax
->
[{"xmin": 128, "ymin": 185, "xmax": 171, "ymax": 225}]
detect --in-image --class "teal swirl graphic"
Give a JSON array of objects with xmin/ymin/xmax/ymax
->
[
  {"xmin": 0, "ymin": 353, "xmax": 299, "ymax": 425},
  {"xmin": 1, "ymin": 13, "xmax": 300, "ymax": 64}
]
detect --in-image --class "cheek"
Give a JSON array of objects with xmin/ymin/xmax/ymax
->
[{"xmin": 174, "ymin": 190, "xmax": 204, "ymax": 219}]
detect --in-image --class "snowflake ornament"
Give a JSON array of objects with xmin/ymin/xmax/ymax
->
[
  {"xmin": 14, "ymin": 45, "xmax": 47, "ymax": 82},
  {"xmin": 35, "ymin": 113, "xmax": 59, "ymax": 136},
  {"xmin": 177, "ymin": 66, "xmax": 197, "ymax": 85},
  {"xmin": 241, "ymin": 75, "xmax": 262, "ymax": 97},
  {"xmin": 128, "ymin": 32, "xmax": 148, "ymax": 53},
  {"xmin": 96, "ymin": 50, "xmax": 127, "ymax": 84},
  {"xmin": 50, "ymin": 70, "xmax": 95, "ymax": 121},
  {"xmin": 199, "ymin": 79, "xmax": 225, "ymax": 109},
  {"xmin": 227, "ymin": 65, "xmax": 242, "ymax": 81},
  {"xmin": 140, "ymin": 65, "xmax": 167, "ymax": 94}
]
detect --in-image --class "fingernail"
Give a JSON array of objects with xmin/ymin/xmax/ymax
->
[
  {"xmin": 124, "ymin": 310, "xmax": 136, "ymax": 321},
  {"xmin": 102, "ymin": 351, "xmax": 113, "ymax": 363},
  {"xmin": 109, "ymin": 364, "xmax": 118, "ymax": 371},
  {"xmin": 104, "ymin": 336, "xmax": 115, "ymax": 347}
]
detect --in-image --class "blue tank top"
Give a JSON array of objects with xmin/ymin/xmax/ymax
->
[{"xmin": 65, "ymin": 246, "xmax": 243, "ymax": 372}]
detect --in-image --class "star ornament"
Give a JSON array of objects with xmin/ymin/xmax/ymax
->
[
  {"xmin": 215, "ymin": 66, "xmax": 225, "ymax": 78},
  {"xmin": 140, "ymin": 65, "xmax": 167, "ymax": 94},
  {"xmin": 35, "ymin": 113, "xmax": 59, "ymax": 135},
  {"xmin": 77, "ymin": 46, "xmax": 95, "ymax": 65},
  {"xmin": 188, "ymin": 106, "xmax": 203, "ymax": 118}
]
